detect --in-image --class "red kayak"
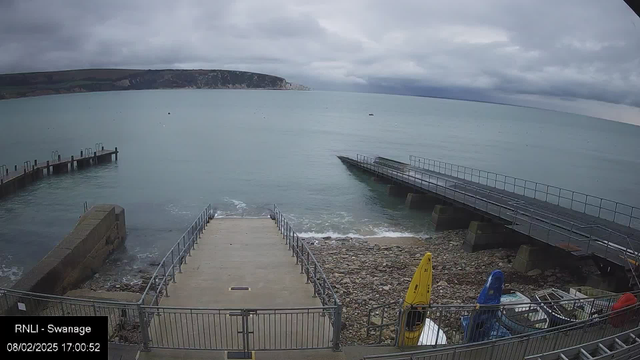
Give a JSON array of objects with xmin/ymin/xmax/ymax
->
[{"xmin": 609, "ymin": 293, "xmax": 637, "ymax": 328}]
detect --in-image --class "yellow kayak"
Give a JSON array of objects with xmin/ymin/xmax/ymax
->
[{"xmin": 400, "ymin": 252, "xmax": 433, "ymax": 346}]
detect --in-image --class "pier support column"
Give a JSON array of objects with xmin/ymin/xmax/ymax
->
[
  {"xmin": 513, "ymin": 245, "xmax": 553, "ymax": 273},
  {"xmin": 52, "ymin": 163, "xmax": 68, "ymax": 174},
  {"xmin": 387, "ymin": 185, "xmax": 410, "ymax": 197},
  {"xmin": 97, "ymin": 154, "xmax": 112, "ymax": 164},
  {"xmin": 77, "ymin": 159, "xmax": 89, "ymax": 169},
  {"xmin": 463, "ymin": 221, "xmax": 515, "ymax": 252},
  {"xmin": 430, "ymin": 205, "xmax": 474, "ymax": 231},
  {"xmin": 405, "ymin": 193, "xmax": 437, "ymax": 210}
]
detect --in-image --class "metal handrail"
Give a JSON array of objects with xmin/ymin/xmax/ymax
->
[
  {"xmin": 273, "ymin": 204, "xmax": 342, "ymax": 351},
  {"xmin": 139, "ymin": 204, "xmax": 213, "ymax": 306},
  {"xmin": 364, "ymin": 301, "xmax": 640, "ymax": 359},
  {"xmin": 353, "ymin": 155, "xmax": 638, "ymax": 271},
  {"xmin": 370, "ymin": 289, "xmax": 640, "ymax": 313},
  {"xmin": 409, "ymin": 155, "xmax": 640, "ymax": 230}
]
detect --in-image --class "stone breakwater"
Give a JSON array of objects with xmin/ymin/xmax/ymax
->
[{"xmin": 304, "ymin": 230, "xmax": 601, "ymax": 345}]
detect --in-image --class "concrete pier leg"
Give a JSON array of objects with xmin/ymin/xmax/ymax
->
[
  {"xmin": 387, "ymin": 185, "xmax": 410, "ymax": 197},
  {"xmin": 513, "ymin": 245, "xmax": 553, "ymax": 273},
  {"xmin": 405, "ymin": 193, "xmax": 436, "ymax": 210},
  {"xmin": 463, "ymin": 221, "xmax": 514, "ymax": 252},
  {"xmin": 430, "ymin": 205, "xmax": 474, "ymax": 231},
  {"xmin": 52, "ymin": 164, "xmax": 68, "ymax": 174},
  {"xmin": 97, "ymin": 154, "xmax": 112, "ymax": 164}
]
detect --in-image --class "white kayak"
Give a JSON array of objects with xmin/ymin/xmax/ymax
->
[{"xmin": 418, "ymin": 318, "xmax": 447, "ymax": 346}]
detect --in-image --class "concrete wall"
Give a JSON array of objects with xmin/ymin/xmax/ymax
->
[{"xmin": 11, "ymin": 204, "xmax": 126, "ymax": 295}]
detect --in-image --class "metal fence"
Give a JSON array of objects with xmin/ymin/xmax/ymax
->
[
  {"xmin": 352, "ymin": 155, "xmax": 639, "ymax": 278},
  {"xmin": 273, "ymin": 204, "xmax": 342, "ymax": 350},
  {"xmin": 0, "ymin": 287, "xmax": 144, "ymax": 344},
  {"xmin": 363, "ymin": 301, "xmax": 640, "ymax": 359},
  {"xmin": 409, "ymin": 155, "xmax": 640, "ymax": 231},
  {"xmin": 140, "ymin": 204, "xmax": 214, "ymax": 307},
  {"xmin": 368, "ymin": 290, "xmax": 640, "ymax": 347},
  {"xmin": 142, "ymin": 306, "xmax": 335, "ymax": 350}
]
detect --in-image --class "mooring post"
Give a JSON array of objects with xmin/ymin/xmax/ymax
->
[
  {"xmin": 70, "ymin": 156, "xmax": 74, "ymax": 170},
  {"xmin": 34, "ymin": 159, "xmax": 37, "ymax": 167},
  {"xmin": 80, "ymin": 150, "xmax": 83, "ymax": 158},
  {"xmin": 14, "ymin": 165, "xmax": 17, "ymax": 171},
  {"xmin": 115, "ymin": 147, "xmax": 118, "ymax": 161},
  {"xmin": 46, "ymin": 161, "xmax": 50, "ymax": 175},
  {"xmin": 57, "ymin": 154, "xmax": 61, "ymax": 162}
]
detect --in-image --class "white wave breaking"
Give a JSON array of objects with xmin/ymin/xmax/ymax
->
[{"xmin": 0, "ymin": 265, "xmax": 23, "ymax": 281}]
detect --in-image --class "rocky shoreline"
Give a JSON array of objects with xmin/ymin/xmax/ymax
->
[{"xmin": 304, "ymin": 230, "xmax": 601, "ymax": 345}]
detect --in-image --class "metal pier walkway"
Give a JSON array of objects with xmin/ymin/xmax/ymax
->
[{"xmin": 339, "ymin": 155, "xmax": 640, "ymax": 272}]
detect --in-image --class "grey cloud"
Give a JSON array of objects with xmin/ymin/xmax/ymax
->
[{"xmin": 0, "ymin": 0, "xmax": 639, "ymax": 114}]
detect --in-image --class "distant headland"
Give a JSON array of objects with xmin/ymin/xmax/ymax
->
[{"xmin": 0, "ymin": 68, "xmax": 310, "ymax": 100}]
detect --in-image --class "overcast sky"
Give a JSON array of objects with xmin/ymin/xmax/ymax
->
[{"xmin": 1, "ymin": 0, "xmax": 639, "ymax": 124}]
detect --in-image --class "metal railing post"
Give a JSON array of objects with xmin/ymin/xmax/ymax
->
[
  {"xmin": 137, "ymin": 304, "xmax": 151, "ymax": 351},
  {"xmin": 163, "ymin": 265, "xmax": 169, "ymax": 298},
  {"xmin": 312, "ymin": 263, "xmax": 318, "ymax": 297},
  {"xmin": 171, "ymin": 250, "xmax": 176, "ymax": 283},
  {"xmin": 332, "ymin": 304, "xmax": 342, "ymax": 351},
  {"xmin": 306, "ymin": 251, "xmax": 311, "ymax": 283},
  {"xmin": 291, "ymin": 234, "xmax": 296, "ymax": 257}
]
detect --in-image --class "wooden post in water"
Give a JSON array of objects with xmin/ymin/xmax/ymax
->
[
  {"xmin": 94, "ymin": 151, "xmax": 97, "ymax": 164},
  {"xmin": 115, "ymin": 147, "xmax": 118, "ymax": 161},
  {"xmin": 70, "ymin": 156, "xmax": 74, "ymax": 170}
]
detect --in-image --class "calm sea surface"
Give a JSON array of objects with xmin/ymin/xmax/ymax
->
[{"xmin": 1, "ymin": 89, "xmax": 639, "ymax": 286}]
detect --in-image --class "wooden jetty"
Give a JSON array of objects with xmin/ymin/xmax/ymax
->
[{"xmin": 0, "ymin": 144, "xmax": 118, "ymax": 199}]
